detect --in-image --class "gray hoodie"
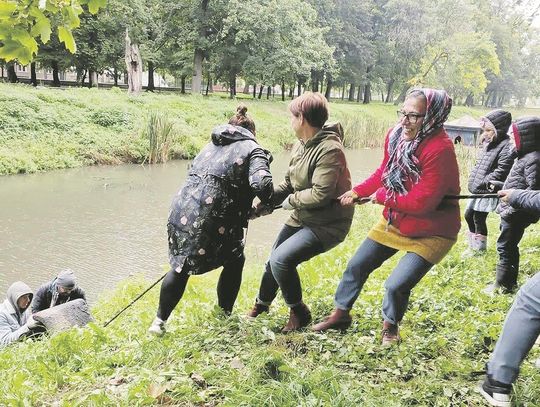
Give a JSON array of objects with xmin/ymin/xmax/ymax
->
[{"xmin": 0, "ymin": 281, "xmax": 33, "ymax": 348}]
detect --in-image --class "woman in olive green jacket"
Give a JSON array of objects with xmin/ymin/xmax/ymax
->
[{"xmin": 248, "ymin": 92, "xmax": 354, "ymax": 332}]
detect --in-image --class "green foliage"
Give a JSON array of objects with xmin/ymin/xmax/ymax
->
[
  {"xmin": 0, "ymin": 0, "xmax": 105, "ymax": 64},
  {"xmin": 1, "ymin": 206, "xmax": 539, "ymax": 404},
  {"xmin": 142, "ymin": 111, "xmax": 175, "ymax": 164}
]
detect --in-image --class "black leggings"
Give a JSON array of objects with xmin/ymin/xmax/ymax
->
[
  {"xmin": 464, "ymin": 207, "xmax": 489, "ymax": 236},
  {"xmin": 157, "ymin": 254, "xmax": 245, "ymax": 321}
]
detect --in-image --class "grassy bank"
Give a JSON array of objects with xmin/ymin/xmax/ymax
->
[
  {"xmin": 1, "ymin": 204, "xmax": 539, "ymax": 405},
  {"xmin": 2, "ymin": 82, "xmax": 539, "ymax": 176}
]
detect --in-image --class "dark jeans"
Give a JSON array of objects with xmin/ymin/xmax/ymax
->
[
  {"xmin": 334, "ymin": 238, "xmax": 433, "ymax": 325},
  {"xmin": 257, "ymin": 224, "xmax": 324, "ymax": 307},
  {"xmin": 157, "ymin": 253, "xmax": 245, "ymax": 320},
  {"xmin": 464, "ymin": 207, "xmax": 489, "ymax": 235},
  {"xmin": 496, "ymin": 217, "xmax": 532, "ymax": 289}
]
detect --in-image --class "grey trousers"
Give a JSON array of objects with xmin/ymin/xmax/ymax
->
[
  {"xmin": 487, "ymin": 271, "xmax": 540, "ymax": 384},
  {"xmin": 334, "ymin": 238, "xmax": 433, "ymax": 325}
]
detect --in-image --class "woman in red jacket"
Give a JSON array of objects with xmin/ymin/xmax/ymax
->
[{"xmin": 313, "ymin": 88, "xmax": 460, "ymax": 345}]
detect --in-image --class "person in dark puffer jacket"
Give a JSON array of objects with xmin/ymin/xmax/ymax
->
[
  {"xmin": 148, "ymin": 105, "xmax": 274, "ymax": 336},
  {"xmin": 463, "ymin": 110, "xmax": 515, "ymax": 256},
  {"xmin": 484, "ymin": 116, "xmax": 540, "ymax": 294}
]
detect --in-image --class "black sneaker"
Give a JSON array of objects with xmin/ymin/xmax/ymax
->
[{"xmin": 478, "ymin": 375, "xmax": 511, "ymax": 407}]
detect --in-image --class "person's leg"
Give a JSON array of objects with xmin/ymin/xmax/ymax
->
[
  {"xmin": 474, "ymin": 211, "xmax": 489, "ymax": 237},
  {"xmin": 382, "ymin": 252, "xmax": 433, "ymax": 325},
  {"xmin": 256, "ymin": 225, "xmax": 302, "ymax": 305},
  {"xmin": 464, "ymin": 206, "xmax": 476, "ymax": 233},
  {"xmin": 334, "ymin": 238, "xmax": 397, "ymax": 310},
  {"xmin": 268, "ymin": 226, "xmax": 323, "ymax": 307},
  {"xmin": 487, "ymin": 272, "xmax": 540, "ymax": 384},
  {"xmin": 156, "ymin": 267, "xmax": 190, "ymax": 321},
  {"xmin": 217, "ymin": 253, "xmax": 245, "ymax": 314},
  {"xmin": 495, "ymin": 218, "xmax": 530, "ymax": 290}
]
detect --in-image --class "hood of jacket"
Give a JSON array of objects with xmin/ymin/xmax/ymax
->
[
  {"xmin": 211, "ymin": 124, "xmax": 256, "ymax": 146},
  {"xmin": 304, "ymin": 122, "xmax": 344, "ymax": 148},
  {"xmin": 483, "ymin": 109, "xmax": 511, "ymax": 144},
  {"xmin": 6, "ymin": 281, "xmax": 32, "ymax": 315},
  {"xmin": 513, "ymin": 116, "xmax": 540, "ymax": 156}
]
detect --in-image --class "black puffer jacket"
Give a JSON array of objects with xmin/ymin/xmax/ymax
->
[
  {"xmin": 468, "ymin": 110, "xmax": 514, "ymax": 193},
  {"xmin": 168, "ymin": 124, "xmax": 274, "ymax": 275},
  {"xmin": 497, "ymin": 116, "xmax": 540, "ymax": 222}
]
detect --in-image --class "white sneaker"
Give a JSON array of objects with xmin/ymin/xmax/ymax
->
[{"xmin": 148, "ymin": 317, "xmax": 166, "ymax": 336}]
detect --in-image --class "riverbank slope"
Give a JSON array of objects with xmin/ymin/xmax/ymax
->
[
  {"xmin": 3, "ymin": 82, "xmax": 538, "ymax": 176},
  {"xmin": 1, "ymin": 204, "xmax": 539, "ymax": 405}
]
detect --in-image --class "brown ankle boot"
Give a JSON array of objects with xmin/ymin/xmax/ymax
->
[
  {"xmin": 381, "ymin": 320, "xmax": 400, "ymax": 346},
  {"xmin": 281, "ymin": 302, "xmax": 312, "ymax": 333},
  {"xmin": 247, "ymin": 302, "xmax": 269, "ymax": 318},
  {"xmin": 312, "ymin": 308, "xmax": 352, "ymax": 332}
]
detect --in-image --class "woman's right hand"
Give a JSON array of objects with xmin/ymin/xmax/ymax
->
[{"xmin": 338, "ymin": 190, "xmax": 359, "ymax": 207}]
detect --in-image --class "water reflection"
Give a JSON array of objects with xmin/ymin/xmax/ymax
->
[{"xmin": 0, "ymin": 149, "xmax": 382, "ymax": 301}]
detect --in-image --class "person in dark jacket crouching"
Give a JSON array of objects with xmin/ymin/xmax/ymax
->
[
  {"xmin": 484, "ymin": 116, "xmax": 540, "ymax": 294},
  {"xmin": 32, "ymin": 269, "xmax": 86, "ymax": 313},
  {"xmin": 148, "ymin": 105, "xmax": 274, "ymax": 336},
  {"xmin": 479, "ymin": 188, "xmax": 540, "ymax": 407},
  {"xmin": 463, "ymin": 109, "xmax": 514, "ymax": 257}
]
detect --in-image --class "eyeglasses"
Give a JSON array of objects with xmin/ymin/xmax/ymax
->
[{"xmin": 397, "ymin": 110, "xmax": 425, "ymax": 124}]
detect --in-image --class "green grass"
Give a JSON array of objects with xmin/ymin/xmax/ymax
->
[
  {"xmin": 1, "ymin": 82, "xmax": 538, "ymax": 175},
  {"xmin": 1, "ymin": 205, "xmax": 539, "ymax": 406}
]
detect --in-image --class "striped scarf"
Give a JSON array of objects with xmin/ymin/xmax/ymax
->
[{"xmin": 382, "ymin": 88, "xmax": 452, "ymax": 202}]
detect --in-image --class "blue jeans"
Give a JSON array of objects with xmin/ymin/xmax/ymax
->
[
  {"xmin": 257, "ymin": 224, "xmax": 324, "ymax": 307},
  {"xmin": 487, "ymin": 271, "xmax": 540, "ymax": 384},
  {"xmin": 334, "ymin": 238, "xmax": 433, "ymax": 325}
]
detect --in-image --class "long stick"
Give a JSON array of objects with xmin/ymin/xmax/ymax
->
[
  {"xmin": 444, "ymin": 194, "xmax": 499, "ymax": 199},
  {"xmin": 103, "ymin": 272, "xmax": 167, "ymax": 327}
]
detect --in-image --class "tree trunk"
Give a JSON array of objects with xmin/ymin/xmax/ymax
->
[
  {"xmin": 258, "ymin": 84, "xmax": 264, "ymax": 99},
  {"xmin": 253, "ymin": 84, "xmax": 256, "ymax": 98},
  {"xmin": 242, "ymin": 83, "xmax": 249, "ymax": 94},
  {"xmin": 147, "ymin": 61, "xmax": 155, "ymax": 91},
  {"xmin": 311, "ymin": 69, "xmax": 319, "ymax": 92},
  {"xmin": 125, "ymin": 29, "xmax": 143, "ymax": 95},
  {"xmin": 123, "ymin": 70, "xmax": 128, "ymax": 85},
  {"xmin": 191, "ymin": 49, "xmax": 204, "ymax": 94},
  {"xmin": 464, "ymin": 93, "xmax": 474, "ymax": 106},
  {"xmin": 356, "ymin": 85, "xmax": 362, "ymax": 103},
  {"xmin": 181, "ymin": 75, "xmax": 186, "ymax": 94},
  {"xmin": 229, "ymin": 72, "xmax": 236, "ymax": 99},
  {"xmin": 363, "ymin": 82, "xmax": 371, "ymax": 104},
  {"xmin": 385, "ymin": 79, "xmax": 395, "ymax": 103},
  {"xmin": 51, "ymin": 61, "xmax": 61, "ymax": 87},
  {"xmin": 281, "ymin": 79, "xmax": 285, "ymax": 102},
  {"xmin": 395, "ymin": 84, "xmax": 409, "ymax": 105},
  {"xmin": 289, "ymin": 86, "xmax": 294, "ymax": 98},
  {"xmin": 30, "ymin": 62, "xmax": 37, "ymax": 86},
  {"xmin": 297, "ymin": 81, "xmax": 302, "ymax": 97},
  {"xmin": 7, "ymin": 63, "xmax": 17, "ymax": 83},
  {"xmin": 325, "ymin": 76, "xmax": 333, "ymax": 99},
  {"xmin": 348, "ymin": 83, "xmax": 355, "ymax": 101},
  {"xmin": 341, "ymin": 84, "xmax": 345, "ymax": 100},
  {"xmin": 113, "ymin": 66, "xmax": 119, "ymax": 87},
  {"xmin": 266, "ymin": 85, "xmax": 271, "ymax": 99}
]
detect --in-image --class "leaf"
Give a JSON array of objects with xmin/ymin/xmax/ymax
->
[
  {"xmin": 58, "ymin": 26, "xmax": 76, "ymax": 53},
  {"xmin": 0, "ymin": 38, "xmax": 33, "ymax": 64},
  {"xmin": 0, "ymin": 2, "xmax": 16, "ymax": 19},
  {"xmin": 148, "ymin": 383, "xmax": 167, "ymax": 398},
  {"xmin": 30, "ymin": 17, "xmax": 51, "ymax": 43},
  {"xmin": 86, "ymin": 0, "xmax": 107, "ymax": 14},
  {"xmin": 11, "ymin": 28, "xmax": 38, "ymax": 54}
]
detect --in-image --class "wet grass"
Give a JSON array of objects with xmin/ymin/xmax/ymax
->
[
  {"xmin": 1, "ymin": 203, "xmax": 539, "ymax": 405},
  {"xmin": 1, "ymin": 82, "xmax": 538, "ymax": 175}
]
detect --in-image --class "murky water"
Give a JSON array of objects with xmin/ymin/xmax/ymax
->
[{"xmin": 0, "ymin": 149, "xmax": 382, "ymax": 301}]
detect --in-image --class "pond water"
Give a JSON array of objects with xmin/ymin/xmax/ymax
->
[{"xmin": 0, "ymin": 149, "xmax": 382, "ymax": 302}]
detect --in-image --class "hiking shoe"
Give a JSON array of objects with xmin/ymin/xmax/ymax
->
[
  {"xmin": 247, "ymin": 302, "xmax": 269, "ymax": 318},
  {"xmin": 478, "ymin": 375, "xmax": 511, "ymax": 407},
  {"xmin": 312, "ymin": 308, "xmax": 352, "ymax": 332},
  {"xmin": 282, "ymin": 302, "xmax": 312, "ymax": 333},
  {"xmin": 381, "ymin": 321, "xmax": 400, "ymax": 347},
  {"xmin": 148, "ymin": 317, "xmax": 166, "ymax": 336}
]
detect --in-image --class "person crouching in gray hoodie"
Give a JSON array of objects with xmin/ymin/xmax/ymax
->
[{"xmin": 0, "ymin": 281, "xmax": 42, "ymax": 348}]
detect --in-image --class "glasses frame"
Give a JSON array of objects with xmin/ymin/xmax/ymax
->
[{"xmin": 397, "ymin": 110, "xmax": 425, "ymax": 124}]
